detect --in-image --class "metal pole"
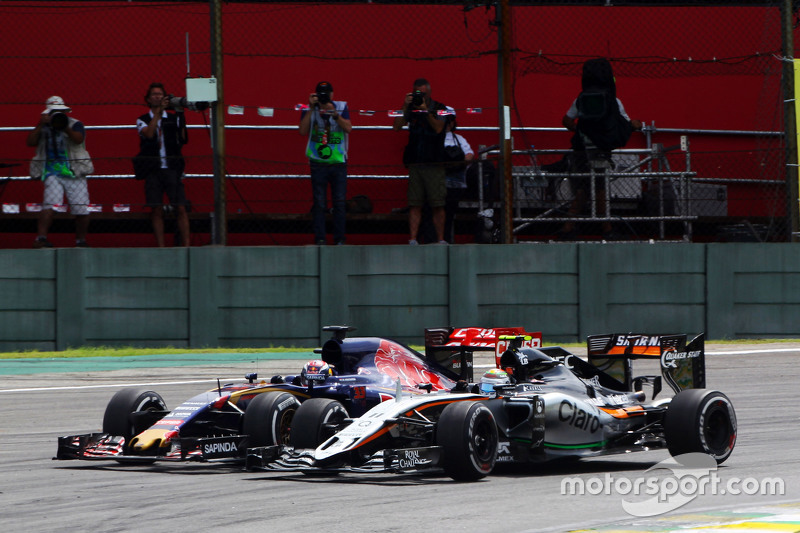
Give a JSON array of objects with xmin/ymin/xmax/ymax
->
[
  {"xmin": 782, "ymin": 0, "xmax": 798, "ymax": 242},
  {"xmin": 497, "ymin": 0, "xmax": 514, "ymax": 244},
  {"xmin": 210, "ymin": 0, "xmax": 227, "ymax": 245}
]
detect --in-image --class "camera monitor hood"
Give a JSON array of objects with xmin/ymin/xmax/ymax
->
[{"xmin": 186, "ymin": 77, "xmax": 217, "ymax": 103}]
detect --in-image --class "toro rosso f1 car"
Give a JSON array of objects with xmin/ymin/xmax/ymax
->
[
  {"xmin": 246, "ymin": 332, "xmax": 737, "ymax": 481},
  {"xmin": 55, "ymin": 326, "xmax": 535, "ymax": 464}
]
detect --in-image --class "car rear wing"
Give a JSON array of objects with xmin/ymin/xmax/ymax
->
[
  {"xmin": 424, "ymin": 327, "xmax": 542, "ymax": 382},
  {"xmin": 586, "ymin": 333, "xmax": 706, "ymax": 395}
]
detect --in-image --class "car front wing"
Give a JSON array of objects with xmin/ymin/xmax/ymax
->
[
  {"xmin": 246, "ymin": 445, "xmax": 444, "ymax": 475},
  {"xmin": 54, "ymin": 433, "xmax": 248, "ymax": 462}
]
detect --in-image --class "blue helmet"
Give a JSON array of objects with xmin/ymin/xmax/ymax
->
[{"xmin": 300, "ymin": 359, "xmax": 331, "ymax": 386}]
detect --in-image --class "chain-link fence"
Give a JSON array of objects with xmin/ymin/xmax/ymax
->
[{"xmin": 0, "ymin": 1, "xmax": 792, "ymax": 247}]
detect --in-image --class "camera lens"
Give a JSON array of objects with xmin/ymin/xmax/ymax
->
[
  {"xmin": 50, "ymin": 112, "xmax": 68, "ymax": 131},
  {"xmin": 168, "ymin": 96, "xmax": 187, "ymax": 110},
  {"xmin": 317, "ymin": 91, "xmax": 331, "ymax": 105}
]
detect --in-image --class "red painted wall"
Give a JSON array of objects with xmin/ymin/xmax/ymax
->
[{"xmin": 0, "ymin": 2, "xmax": 787, "ymax": 245}]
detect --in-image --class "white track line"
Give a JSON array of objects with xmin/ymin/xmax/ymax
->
[
  {"xmin": 711, "ymin": 347, "xmax": 800, "ymax": 355},
  {"xmin": 3, "ymin": 346, "xmax": 800, "ymax": 393},
  {"xmin": 473, "ymin": 347, "xmax": 800, "ymax": 369},
  {"xmin": 0, "ymin": 378, "xmax": 242, "ymax": 393}
]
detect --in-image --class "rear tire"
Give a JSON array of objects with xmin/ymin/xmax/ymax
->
[
  {"xmin": 243, "ymin": 392, "xmax": 300, "ymax": 447},
  {"xmin": 665, "ymin": 389, "xmax": 736, "ymax": 464},
  {"xmin": 437, "ymin": 400, "xmax": 498, "ymax": 481},
  {"xmin": 289, "ymin": 398, "xmax": 348, "ymax": 449}
]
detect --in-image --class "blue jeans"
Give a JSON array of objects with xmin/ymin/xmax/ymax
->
[{"xmin": 310, "ymin": 162, "xmax": 347, "ymax": 243}]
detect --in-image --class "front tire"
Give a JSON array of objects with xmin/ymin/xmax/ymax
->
[
  {"xmin": 289, "ymin": 398, "xmax": 348, "ymax": 450},
  {"xmin": 102, "ymin": 387, "xmax": 167, "ymax": 464},
  {"xmin": 102, "ymin": 387, "xmax": 167, "ymax": 442},
  {"xmin": 665, "ymin": 389, "xmax": 736, "ymax": 464},
  {"xmin": 243, "ymin": 392, "xmax": 300, "ymax": 447},
  {"xmin": 437, "ymin": 400, "xmax": 498, "ymax": 481}
]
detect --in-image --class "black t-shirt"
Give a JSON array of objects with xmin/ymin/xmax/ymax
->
[{"xmin": 402, "ymin": 100, "xmax": 447, "ymax": 166}]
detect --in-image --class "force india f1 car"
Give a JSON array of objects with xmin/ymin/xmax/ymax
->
[
  {"xmin": 55, "ymin": 326, "xmax": 534, "ymax": 464},
  {"xmin": 246, "ymin": 331, "xmax": 737, "ymax": 481}
]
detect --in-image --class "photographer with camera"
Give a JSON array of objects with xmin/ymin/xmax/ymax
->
[
  {"xmin": 136, "ymin": 82, "xmax": 190, "ymax": 247},
  {"xmin": 299, "ymin": 81, "xmax": 352, "ymax": 245},
  {"xmin": 27, "ymin": 96, "xmax": 93, "ymax": 248},
  {"xmin": 392, "ymin": 78, "xmax": 448, "ymax": 245}
]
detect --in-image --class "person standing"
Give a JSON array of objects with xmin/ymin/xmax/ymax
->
[
  {"xmin": 299, "ymin": 81, "xmax": 352, "ymax": 245},
  {"xmin": 27, "ymin": 96, "xmax": 93, "ymax": 248},
  {"xmin": 557, "ymin": 58, "xmax": 642, "ymax": 240},
  {"xmin": 393, "ymin": 78, "xmax": 447, "ymax": 245},
  {"xmin": 136, "ymin": 82, "xmax": 190, "ymax": 247},
  {"xmin": 443, "ymin": 112, "xmax": 474, "ymax": 243}
]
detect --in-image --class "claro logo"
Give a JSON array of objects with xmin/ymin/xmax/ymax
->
[{"xmin": 559, "ymin": 400, "xmax": 601, "ymax": 433}]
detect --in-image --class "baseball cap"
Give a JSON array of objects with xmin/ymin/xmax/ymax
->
[
  {"xmin": 315, "ymin": 81, "xmax": 333, "ymax": 93},
  {"xmin": 43, "ymin": 96, "xmax": 71, "ymax": 114}
]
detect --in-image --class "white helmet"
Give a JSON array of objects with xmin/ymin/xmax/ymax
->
[{"xmin": 479, "ymin": 368, "xmax": 510, "ymax": 396}]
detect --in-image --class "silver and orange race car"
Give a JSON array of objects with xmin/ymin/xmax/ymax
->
[{"xmin": 247, "ymin": 332, "xmax": 737, "ymax": 481}]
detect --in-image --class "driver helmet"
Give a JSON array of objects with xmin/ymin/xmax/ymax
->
[
  {"xmin": 479, "ymin": 368, "xmax": 510, "ymax": 396},
  {"xmin": 300, "ymin": 359, "xmax": 331, "ymax": 386}
]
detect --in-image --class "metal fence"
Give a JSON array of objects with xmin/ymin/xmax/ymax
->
[{"xmin": 0, "ymin": 0, "xmax": 792, "ymax": 247}]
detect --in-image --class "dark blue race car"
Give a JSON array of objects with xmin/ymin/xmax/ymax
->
[{"xmin": 55, "ymin": 325, "xmax": 496, "ymax": 464}]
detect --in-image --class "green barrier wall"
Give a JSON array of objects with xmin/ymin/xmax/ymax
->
[{"xmin": 1, "ymin": 243, "xmax": 798, "ymax": 351}]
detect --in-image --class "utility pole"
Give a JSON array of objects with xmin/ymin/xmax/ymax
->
[
  {"xmin": 497, "ymin": 0, "xmax": 514, "ymax": 243},
  {"xmin": 210, "ymin": 0, "xmax": 227, "ymax": 245},
  {"xmin": 782, "ymin": 0, "xmax": 799, "ymax": 241}
]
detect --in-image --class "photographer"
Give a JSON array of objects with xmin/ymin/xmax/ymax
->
[
  {"xmin": 136, "ymin": 82, "xmax": 190, "ymax": 247},
  {"xmin": 299, "ymin": 81, "xmax": 352, "ymax": 245},
  {"xmin": 27, "ymin": 96, "xmax": 93, "ymax": 248},
  {"xmin": 392, "ymin": 78, "xmax": 447, "ymax": 245}
]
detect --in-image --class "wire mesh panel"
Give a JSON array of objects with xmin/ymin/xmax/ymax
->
[{"xmin": 0, "ymin": 0, "xmax": 791, "ymax": 247}]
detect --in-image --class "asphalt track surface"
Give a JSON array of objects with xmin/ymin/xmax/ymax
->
[{"xmin": 1, "ymin": 344, "xmax": 799, "ymax": 532}]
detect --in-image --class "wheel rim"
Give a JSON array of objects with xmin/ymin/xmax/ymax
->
[
  {"xmin": 277, "ymin": 409, "xmax": 295, "ymax": 445},
  {"xmin": 703, "ymin": 401, "xmax": 733, "ymax": 455},
  {"xmin": 472, "ymin": 418, "xmax": 496, "ymax": 462}
]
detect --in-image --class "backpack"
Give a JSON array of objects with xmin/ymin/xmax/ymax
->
[
  {"xmin": 573, "ymin": 58, "xmax": 633, "ymax": 152},
  {"xmin": 345, "ymin": 195, "xmax": 373, "ymax": 214}
]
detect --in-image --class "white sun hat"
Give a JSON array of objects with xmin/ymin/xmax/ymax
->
[{"xmin": 43, "ymin": 96, "xmax": 71, "ymax": 114}]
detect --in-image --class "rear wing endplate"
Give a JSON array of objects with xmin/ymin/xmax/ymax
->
[{"xmin": 587, "ymin": 333, "xmax": 706, "ymax": 394}]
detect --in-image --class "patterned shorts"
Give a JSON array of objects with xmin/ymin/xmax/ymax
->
[{"xmin": 43, "ymin": 174, "xmax": 90, "ymax": 215}]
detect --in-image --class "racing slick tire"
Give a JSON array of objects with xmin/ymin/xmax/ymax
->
[
  {"xmin": 102, "ymin": 387, "xmax": 167, "ymax": 464},
  {"xmin": 289, "ymin": 398, "xmax": 348, "ymax": 450},
  {"xmin": 665, "ymin": 389, "xmax": 736, "ymax": 464},
  {"xmin": 437, "ymin": 400, "xmax": 498, "ymax": 481},
  {"xmin": 242, "ymin": 392, "xmax": 300, "ymax": 447}
]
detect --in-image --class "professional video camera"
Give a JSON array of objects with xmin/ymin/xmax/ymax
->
[{"xmin": 167, "ymin": 95, "xmax": 210, "ymax": 112}]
